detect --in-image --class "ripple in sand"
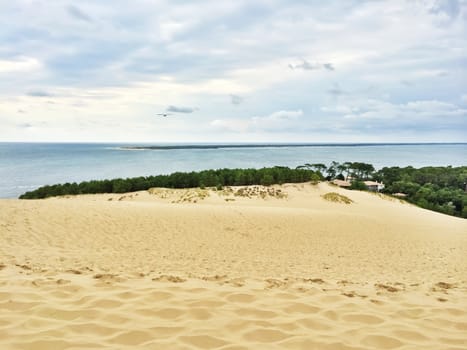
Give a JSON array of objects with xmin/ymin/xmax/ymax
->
[
  {"xmin": 67, "ymin": 322, "xmax": 120, "ymax": 336},
  {"xmin": 341, "ymin": 313, "xmax": 385, "ymax": 324},
  {"xmin": 0, "ymin": 300, "xmax": 39, "ymax": 311},
  {"xmin": 243, "ymin": 328, "xmax": 291, "ymax": 342},
  {"xmin": 34, "ymin": 307, "xmax": 84, "ymax": 321},
  {"xmin": 283, "ymin": 302, "xmax": 320, "ymax": 314},
  {"xmin": 391, "ymin": 329, "xmax": 430, "ymax": 342},
  {"xmin": 235, "ymin": 308, "xmax": 278, "ymax": 319},
  {"xmin": 280, "ymin": 338, "xmax": 361, "ymax": 350},
  {"xmin": 147, "ymin": 326, "xmax": 184, "ymax": 338},
  {"xmin": 0, "ymin": 292, "xmax": 12, "ymax": 300},
  {"xmin": 188, "ymin": 299, "xmax": 226, "ymax": 308},
  {"xmin": 297, "ymin": 318, "xmax": 333, "ymax": 331},
  {"xmin": 179, "ymin": 335, "xmax": 228, "ymax": 349},
  {"xmin": 153, "ymin": 307, "xmax": 185, "ymax": 319},
  {"xmin": 321, "ymin": 309, "xmax": 340, "ymax": 321},
  {"xmin": 361, "ymin": 334, "xmax": 403, "ymax": 349},
  {"xmin": 11, "ymin": 339, "xmax": 73, "ymax": 350},
  {"xmin": 187, "ymin": 308, "xmax": 213, "ymax": 320},
  {"xmin": 109, "ymin": 330, "xmax": 154, "ymax": 346},
  {"xmin": 88, "ymin": 298, "xmax": 123, "ymax": 309},
  {"xmin": 144, "ymin": 290, "xmax": 173, "ymax": 301},
  {"xmin": 226, "ymin": 293, "xmax": 256, "ymax": 303}
]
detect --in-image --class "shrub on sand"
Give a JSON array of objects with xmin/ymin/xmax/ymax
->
[{"xmin": 321, "ymin": 192, "xmax": 353, "ymax": 204}]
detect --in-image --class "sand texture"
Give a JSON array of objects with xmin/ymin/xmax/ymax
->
[{"xmin": 0, "ymin": 182, "xmax": 466, "ymax": 349}]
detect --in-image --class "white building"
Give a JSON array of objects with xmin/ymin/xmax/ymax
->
[{"xmin": 363, "ymin": 181, "xmax": 385, "ymax": 192}]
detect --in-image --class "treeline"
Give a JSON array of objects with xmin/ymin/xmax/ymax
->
[
  {"xmin": 374, "ymin": 166, "xmax": 467, "ymax": 218},
  {"xmin": 297, "ymin": 161, "xmax": 375, "ymax": 180},
  {"xmin": 19, "ymin": 162, "xmax": 467, "ymax": 219},
  {"xmin": 19, "ymin": 167, "xmax": 321, "ymax": 200}
]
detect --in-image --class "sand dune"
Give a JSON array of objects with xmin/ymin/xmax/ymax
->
[{"xmin": 0, "ymin": 182, "xmax": 466, "ymax": 349}]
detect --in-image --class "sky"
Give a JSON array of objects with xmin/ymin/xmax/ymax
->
[{"xmin": 0, "ymin": 0, "xmax": 466, "ymax": 143}]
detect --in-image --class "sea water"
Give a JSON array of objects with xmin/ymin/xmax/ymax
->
[{"xmin": 0, "ymin": 143, "xmax": 466, "ymax": 198}]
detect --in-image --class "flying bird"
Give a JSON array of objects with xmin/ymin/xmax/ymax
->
[{"xmin": 156, "ymin": 113, "xmax": 172, "ymax": 117}]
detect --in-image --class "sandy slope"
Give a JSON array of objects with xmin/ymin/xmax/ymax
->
[{"xmin": 0, "ymin": 182, "xmax": 466, "ymax": 349}]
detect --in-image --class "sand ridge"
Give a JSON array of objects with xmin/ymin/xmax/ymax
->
[{"xmin": 0, "ymin": 182, "xmax": 466, "ymax": 349}]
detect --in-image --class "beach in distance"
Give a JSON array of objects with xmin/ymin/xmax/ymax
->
[{"xmin": 1, "ymin": 182, "xmax": 466, "ymax": 349}]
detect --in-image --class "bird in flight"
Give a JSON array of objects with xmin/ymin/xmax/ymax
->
[{"xmin": 156, "ymin": 113, "xmax": 172, "ymax": 117}]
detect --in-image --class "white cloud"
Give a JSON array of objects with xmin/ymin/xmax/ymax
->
[
  {"xmin": 324, "ymin": 98, "xmax": 467, "ymax": 125},
  {"xmin": 0, "ymin": 57, "xmax": 42, "ymax": 73},
  {"xmin": 210, "ymin": 119, "xmax": 249, "ymax": 132},
  {"xmin": 158, "ymin": 19, "xmax": 197, "ymax": 42},
  {"xmin": 405, "ymin": 100, "xmax": 463, "ymax": 114},
  {"xmin": 252, "ymin": 109, "xmax": 303, "ymax": 125},
  {"xmin": 211, "ymin": 110, "xmax": 303, "ymax": 133}
]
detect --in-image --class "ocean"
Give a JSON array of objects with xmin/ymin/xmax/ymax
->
[{"xmin": 0, "ymin": 143, "xmax": 466, "ymax": 198}]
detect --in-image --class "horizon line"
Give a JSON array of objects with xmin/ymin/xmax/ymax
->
[{"xmin": 1, "ymin": 141, "xmax": 466, "ymax": 145}]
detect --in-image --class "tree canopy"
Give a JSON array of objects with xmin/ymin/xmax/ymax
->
[{"xmin": 19, "ymin": 167, "xmax": 320, "ymax": 199}]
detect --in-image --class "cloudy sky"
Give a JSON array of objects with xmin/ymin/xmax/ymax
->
[{"xmin": 0, "ymin": 0, "xmax": 466, "ymax": 142}]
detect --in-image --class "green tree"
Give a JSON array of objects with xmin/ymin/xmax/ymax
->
[
  {"xmin": 350, "ymin": 180, "xmax": 368, "ymax": 190},
  {"xmin": 260, "ymin": 174, "xmax": 274, "ymax": 186},
  {"xmin": 112, "ymin": 179, "xmax": 132, "ymax": 193}
]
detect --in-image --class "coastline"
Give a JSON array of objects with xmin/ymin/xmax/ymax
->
[{"xmin": 118, "ymin": 142, "xmax": 467, "ymax": 151}]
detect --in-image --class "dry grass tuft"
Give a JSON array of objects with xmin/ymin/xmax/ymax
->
[
  {"xmin": 220, "ymin": 186, "xmax": 287, "ymax": 200},
  {"xmin": 148, "ymin": 188, "xmax": 210, "ymax": 203},
  {"xmin": 321, "ymin": 192, "xmax": 353, "ymax": 204},
  {"xmin": 375, "ymin": 283, "xmax": 400, "ymax": 293}
]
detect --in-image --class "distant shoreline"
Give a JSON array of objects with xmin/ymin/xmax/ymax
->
[
  {"xmin": 119, "ymin": 143, "xmax": 466, "ymax": 151},
  {"xmin": 0, "ymin": 142, "xmax": 465, "ymax": 145}
]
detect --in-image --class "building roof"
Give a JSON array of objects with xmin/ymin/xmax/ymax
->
[{"xmin": 332, "ymin": 179, "xmax": 351, "ymax": 187}]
